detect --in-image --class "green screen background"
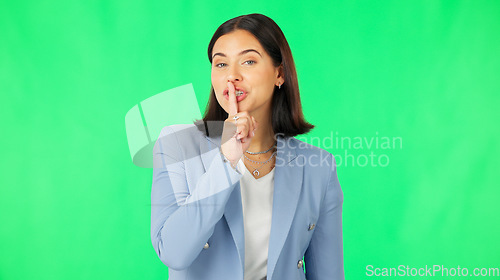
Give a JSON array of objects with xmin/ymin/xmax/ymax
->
[{"xmin": 1, "ymin": 1, "xmax": 499, "ymax": 279}]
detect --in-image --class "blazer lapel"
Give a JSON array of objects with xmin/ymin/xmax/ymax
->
[
  {"xmin": 199, "ymin": 129, "xmax": 303, "ymax": 280},
  {"xmin": 200, "ymin": 132, "xmax": 246, "ymax": 275},
  {"xmin": 223, "ymin": 180, "xmax": 245, "ymax": 275},
  {"xmin": 267, "ymin": 136, "xmax": 303, "ymax": 280}
]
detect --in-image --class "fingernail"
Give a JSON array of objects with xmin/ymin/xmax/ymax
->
[{"xmin": 252, "ymin": 131, "xmax": 255, "ymax": 137}]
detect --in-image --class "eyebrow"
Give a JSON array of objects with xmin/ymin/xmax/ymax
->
[{"xmin": 212, "ymin": 49, "xmax": 262, "ymax": 59}]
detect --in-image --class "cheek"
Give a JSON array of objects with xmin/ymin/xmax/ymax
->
[
  {"xmin": 255, "ymin": 70, "xmax": 275, "ymax": 86},
  {"xmin": 254, "ymin": 73, "xmax": 276, "ymax": 93}
]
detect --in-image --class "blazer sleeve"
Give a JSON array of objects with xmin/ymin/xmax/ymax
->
[
  {"xmin": 304, "ymin": 153, "xmax": 344, "ymax": 280},
  {"xmin": 150, "ymin": 126, "xmax": 243, "ymax": 270}
]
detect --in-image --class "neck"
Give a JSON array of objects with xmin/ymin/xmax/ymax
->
[{"xmin": 246, "ymin": 113, "xmax": 276, "ymax": 153}]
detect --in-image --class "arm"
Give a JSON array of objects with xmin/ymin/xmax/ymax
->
[
  {"xmin": 151, "ymin": 126, "xmax": 243, "ymax": 270},
  {"xmin": 304, "ymin": 154, "xmax": 344, "ymax": 280}
]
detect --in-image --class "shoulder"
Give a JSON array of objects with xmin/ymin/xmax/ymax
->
[
  {"xmin": 288, "ymin": 137, "xmax": 334, "ymax": 165},
  {"xmin": 286, "ymin": 137, "xmax": 340, "ymax": 206},
  {"xmin": 157, "ymin": 123, "xmax": 205, "ymax": 142},
  {"xmin": 158, "ymin": 123, "xmax": 198, "ymax": 136},
  {"xmin": 285, "ymin": 137, "xmax": 337, "ymax": 184},
  {"xmin": 154, "ymin": 123, "xmax": 205, "ymax": 156}
]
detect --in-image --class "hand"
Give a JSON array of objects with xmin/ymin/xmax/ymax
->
[{"xmin": 221, "ymin": 81, "xmax": 259, "ymax": 165}]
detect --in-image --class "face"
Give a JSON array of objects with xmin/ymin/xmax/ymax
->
[{"xmin": 211, "ymin": 29, "xmax": 284, "ymax": 116}]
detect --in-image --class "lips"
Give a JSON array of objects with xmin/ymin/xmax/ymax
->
[
  {"xmin": 223, "ymin": 87, "xmax": 247, "ymax": 96},
  {"xmin": 223, "ymin": 87, "xmax": 248, "ymax": 102}
]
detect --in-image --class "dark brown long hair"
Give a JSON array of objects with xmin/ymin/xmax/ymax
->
[{"xmin": 193, "ymin": 13, "xmax": 314, "ymax": 138}]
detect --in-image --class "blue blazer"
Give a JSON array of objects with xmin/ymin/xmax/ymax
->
[{"xmin": 151, "ymin": 122, "xmax": 344, "ymax": 280}]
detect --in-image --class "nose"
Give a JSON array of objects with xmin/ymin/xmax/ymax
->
[{"xmin": 226, "ymin": 64, "xmax": 242, "ymax": 82}]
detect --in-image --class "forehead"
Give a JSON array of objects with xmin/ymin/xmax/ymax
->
[{"xmin": 212, "ymin": 29, "xmax": 264, "ymax": 56}]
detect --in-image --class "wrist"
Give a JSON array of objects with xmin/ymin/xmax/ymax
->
[{"xmin": 220, "ymin": 150, "xmax": 239, "ymax": 170}]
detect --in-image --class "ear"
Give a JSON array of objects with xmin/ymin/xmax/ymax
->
[{"xmin": 275, "ymin": 64, "xmax": 285, "ymax": 85}]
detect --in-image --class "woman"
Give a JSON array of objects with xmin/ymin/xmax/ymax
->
[{"xmin": 151, "ymin": 13, "xmax": 344, "ymax": 280}]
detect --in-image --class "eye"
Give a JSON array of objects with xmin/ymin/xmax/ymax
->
[
  {"xmin": 215, "ymin": 63, "xmax": 226, "ymax": 68},
  {"xmin": 244, "ymin": 60, "xmax": 256, "ymax": 65}
]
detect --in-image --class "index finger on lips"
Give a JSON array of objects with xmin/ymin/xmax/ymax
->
[{"xmin": 227, "ymin": 81, "xmax": 238, "ymax": 116}]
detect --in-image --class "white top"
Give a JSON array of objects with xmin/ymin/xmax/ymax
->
[{"xmin": 235, "ymin": 159, "xmax": 275, "ymax": 280}]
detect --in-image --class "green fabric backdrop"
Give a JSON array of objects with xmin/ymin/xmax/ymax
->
[{"xmin": 1, "ymin": 0, "xmax": 498, "ymax": 279}]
